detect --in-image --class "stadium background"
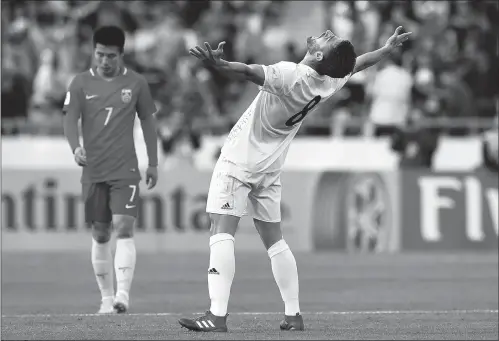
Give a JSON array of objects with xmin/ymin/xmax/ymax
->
[{"xmin": 1, "ymin": 1, "xmax": 498, "ymax": 339}]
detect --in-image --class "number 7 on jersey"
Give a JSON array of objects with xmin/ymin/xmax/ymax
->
[{"xmin": 104, "ymin": 107, "xmax": 113, "ymax": 126}]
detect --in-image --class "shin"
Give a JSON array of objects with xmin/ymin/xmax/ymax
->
[
  {"xmin": 113, "ymin": 215, "xmax": 136, "ymax": 300},
  {"xmin": 91, "ymin": 222, "xmax": 114, "ymax": 299},
  {"xmin": 208, "ymin": 214, "xmax": 239, "ymax": 316}
]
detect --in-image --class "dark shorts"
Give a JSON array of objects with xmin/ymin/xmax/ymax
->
[{"xmin": 82, "ymin": 179, "xmax": 140, "ymax": 223}]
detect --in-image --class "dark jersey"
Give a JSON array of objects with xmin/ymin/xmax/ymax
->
[{"xmin": 63, "ymin": 67, "xmax": 157, "ymax": 183}]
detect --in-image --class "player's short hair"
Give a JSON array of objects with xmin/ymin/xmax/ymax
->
[
  {"xmin": 93, "ymin": 26, "xmax": 125, "ymax": 53},
  {"xmin": 322, "ymin": 40, "xmax": 357, "ymax": 78}
]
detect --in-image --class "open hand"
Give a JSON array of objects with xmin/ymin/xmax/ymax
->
[
  {"xmin": 189, "ymin": 41, "xmax": 226, "ymax": 67},
  {"xmin": 385, "ymin": 26, "xmax": 412, "ymax": 50},
  {"xmin": 145, "ymin": 166, "xmax": 158, "ymax": 189},
  {"xmin": 74, "ymin": 146, "xmax": 87, "ymax": 167}
]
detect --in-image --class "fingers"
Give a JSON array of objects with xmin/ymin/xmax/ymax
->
[
  {"xmin": 395, "ymin": 26, "xmax": 404, "ymax": 35},
  {"xmin": 189, "ymin": 49, "xmax": 203, "ymax": 59},
  {"xmin": 195, "ymin": 46, "xmax": 208, "ymax": 58},
  {"xmin": 204, "ymin": 42, "xmax": 214, "ymax": 60},
  {"xmin": 188, "ymin": 46, "xmax": 208, "ymax": 60},
  {"xmin": 190, "ymin": 42, "xmax": 226, "ymax": 60},
  {"xmin": 400, "ymin": 32, "xmax": 412, "ymax": 40},
  {"xmin": 75, "ymin": 155, "xmax": 87, "ymax": 166},
  {"xmin": 147, "ymin": 175, "xmax": 157, "ymax": 189},
  {"xmin": 74, "ymin": 149, "xmax": 87, "ymax": 166},
  {"xmin": 150, "ymin": 177, "xmax": 157, "ymax": 189}
]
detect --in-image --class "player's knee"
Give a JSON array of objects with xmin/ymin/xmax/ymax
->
[
  {"xmin": 262, "ymin": 234, "xmax": 283, "ymax": 251},
  {"xmin": 267, "ymin": 239, "xmax": 290, "ymax": 259},
  {"xmin": 92, "ymin": 222, "xmax": 112, "ymax": 243},
  {"xmin": 209, "ymin": 213, "xmax": 239, "ymax": 237},
  {"xmin": 254, "ymin": 219, "xmax": 283, "ymax": 250},
  {"xmin": 113, "ymin": 215, "xmax": 135, "ymax": 239}
]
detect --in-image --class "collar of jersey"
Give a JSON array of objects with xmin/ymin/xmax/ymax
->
[
  {"xmin": 91, "ymin": 66, "xmax": 128, "ymax": 78},
  {"xmin": 301, "ymin": 64, "xmax": 327, "ymax": 80}
]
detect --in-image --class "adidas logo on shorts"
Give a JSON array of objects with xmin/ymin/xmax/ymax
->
[
  {"xmin": 221, "ymin": 202, "xmax": 231, "ymax": 210},
  {"xmin": 208, "ymin": 268, "xmax": 220, "ymax": 275}
]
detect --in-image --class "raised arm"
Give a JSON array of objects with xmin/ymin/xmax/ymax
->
[
  {"xmin": 189, "ymin": 42, "xmax": 265, "ymax": 86},
  {"xmin": 353, "ymin": 26, "xmax": 412, "ymax": 74}
]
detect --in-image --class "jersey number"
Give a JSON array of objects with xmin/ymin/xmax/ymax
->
[
  {"xmin": 285, "ymin": 95, "xmax": 322, "ymax": 127},
  {"xmin": 104, "ymin": 107, "xmax": 113, "ymax": 126},
  {"xmin": 129, "ymin": 185, "xmax": 136, "ymax": 202}
]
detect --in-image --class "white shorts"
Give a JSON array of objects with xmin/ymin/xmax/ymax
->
[{"xmin": 206, "ymin": 158, "xmax": 282, "ymax": 222}]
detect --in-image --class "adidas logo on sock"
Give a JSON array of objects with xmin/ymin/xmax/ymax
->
[
  {"xmin": 208, "ymin": 268, "xmax": 220, "ymax": 275},
  {"xmin": 221, "ymin": 202, "xmax": 231, "ymax": 210}
]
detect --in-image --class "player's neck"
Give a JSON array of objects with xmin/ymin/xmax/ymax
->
[
  {"xmin": 299, "ymin": 57, "xmax": 322, "ymax": 75},
  {"xmin": 96, "ymin": 66, "xmax": 122, "ymax": 81}
]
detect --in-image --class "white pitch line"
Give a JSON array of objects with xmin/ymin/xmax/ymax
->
[{"xmin": 2, "ymin": 309, "xmax": 497, "ymax": 319}]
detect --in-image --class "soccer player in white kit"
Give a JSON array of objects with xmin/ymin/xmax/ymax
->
[{"xmin": 179, "ymin": 26, "xmax": 412, "ymax": 332}]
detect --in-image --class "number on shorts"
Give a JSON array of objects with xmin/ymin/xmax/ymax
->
[
  {"xmin": 129, "ymin": 185, "xmax": 136, "ymax": 202},
  {"xmin": 285, "ymin": 95, "xmax": 322, "ymax": 127},
  {"xmin": 104, "ymin": 107, "xmax": 113, "ymax": 126}
]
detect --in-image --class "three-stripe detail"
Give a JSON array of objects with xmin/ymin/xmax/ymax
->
[{"xmin": 195, "ymin": 320, "xmax": 216, "ymax": 329}]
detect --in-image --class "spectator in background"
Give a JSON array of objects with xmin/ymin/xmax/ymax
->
[
  {"xmin": 284, "ymin": 41, "xmax": 302, "ymax": 63},
  {"xmin": 391, "ymin": 108, "xmax": 440, "ymax": 169},
  {"xmin": 481, "ymin": 116, "xmax": 499, "ymax": 173},
  {"xmin": 436, "ymin": 67, "xmax": 473, "ymax": 135},
  {"xmin": 461, "ymin": 35, "xmax": 498, "ymax": 119},
  {"xmin": 1, "ymin": 60, "xmax": 30, "ymax": 135},
  {"xmin": 367, "ymin": 52, "xmax": 413, "ymax": 137},
  {"xmin": 1, "ymin": 0, "xmax": 496, "ymax": 141},
  {"xmin": 156, "ymin": 57, "xmax": 220, "ymax": 168}
]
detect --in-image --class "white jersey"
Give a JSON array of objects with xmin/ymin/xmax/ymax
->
[{"xmin": 221, "ymin": 61, "xmax": 351, "ymax": 173}]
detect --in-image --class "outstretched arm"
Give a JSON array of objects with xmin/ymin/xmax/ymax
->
[
  {"xmin": 353, "ymin": 26, "xmax": 412, "ymax": 74},
  {"xmin": 189, "ymin": 42, "xmax": 265, "ymax": 86}
]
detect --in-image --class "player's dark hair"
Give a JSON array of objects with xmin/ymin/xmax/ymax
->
[
  {"xmin": 93, "ymin": 26, "xmax": 125, "ymax": 53},
  {"xmin": 322, "ymin": 40, "xmax": 357, "ymax": 78}
]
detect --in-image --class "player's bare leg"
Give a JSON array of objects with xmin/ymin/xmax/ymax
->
[
  {"xmin": 254, "ymin": 219, "xmax": 304, "ymax": 331},
  {"xmin": 179, "ymin": 213, "xmax": 238, "ymax": 332},
  {"xmin": 113, "ymin": 214, "xmax": 136, "ymax": 313},
  {"xmin": 91, "ymin": 222, "xmax": 116, "ymax": 314}
]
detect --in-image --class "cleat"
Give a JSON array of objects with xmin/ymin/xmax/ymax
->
[
  {"xmin": 113, "ymin": 293, "xmax": 129, "ymax": 314},
  {"xmin": 97, "ymin": 297, "xmax": 115, "ymax": 314},
  {"xmin": 280, "ymin": 313, "xmax": 305, "ymax": 331},
  {"xmin": 178, "ymin": 310, "xmax": 228, "ymax": 332}
]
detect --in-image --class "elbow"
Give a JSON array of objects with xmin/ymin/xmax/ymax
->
[
  {"xmin": 141, "ymin": 115, "xmax": 158, "ymax": 135},
  {"xmin": 140, "ymin": 113, "xmax": 157, "ymax": 125},
  {"xmin": 245, "ymin": 64, "xmax": 265, "ymax": 86}
]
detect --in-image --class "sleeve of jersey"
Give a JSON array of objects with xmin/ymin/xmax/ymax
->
[
  {"xmin": 136, "ymin": 77, "xmax": 158, "ymax": 120},
  {"xmin": 62, "ymin": 76, "xmax": 81, "ymax": 115},
  {"xmin": 259, "ymin": 62, "xmax": 288, "ymax": 95},
  {"xmin": 331, "ymin": 73, "xmax": 353, "ymax": 93}
]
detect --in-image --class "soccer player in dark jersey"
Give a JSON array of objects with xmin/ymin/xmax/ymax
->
[{"xmin": 63, "ymin": 26, "xmax": 159, "ymax": 314}]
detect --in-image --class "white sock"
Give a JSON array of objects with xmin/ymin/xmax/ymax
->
[
  {"xmin": 91, "ymin": 238, "xmax": 114, "ymax": 300},
  {"xmin": 208, "ymin": 233, "xmax": 235, "ymax": 316},
  {"xmin": 268, "ymin": 239, "xmax": 300, "ymax": 316},
  {"xmin": 114, "ymin": 238, "xmax": 136, "ymax": 300}
]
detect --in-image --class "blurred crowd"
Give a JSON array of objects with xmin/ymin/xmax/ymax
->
[
  {"xmin": 2, "ymin": 0, "xmax": 498, "ymax": 155},
  {"xmin": 1, "ymin": 0, "xmax": 291, "ymax": 138},
  {"xmin": 318, "ymin": 0, "xmax": 498, "ymax": 138}
]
